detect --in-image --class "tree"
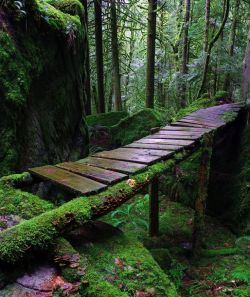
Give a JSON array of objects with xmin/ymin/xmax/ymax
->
[
  {"xmin": 224, "ymin": 0, "xmax": 241, "ymax": 93},
  {"xmin": 204, "ymin": 0, "xmax": 210, "ymax": 53},
  {"xmin": 180, "ymin": 0, "xmax": 191, "ymax": 107},
  {"xmin": 110, "ymin": 0, "xmax": 122, "ymax": 111},
  {"xmin": 146, "ymin": 0, "xmax": 157, "ymax": 109},
  {"xmin": 94, "ymin": 0, "xmax": 105, "ymax": 113},
  {"xmin": 82, "ymin": 0, "xmax": 92, "ymax": 115},
  {"xmin": 242, "ymin": 27, "xmax": 250, "ymax": 101},
  {"xmin": 197, "ymin": 0, "xmax": 230, "ymax": 98}
]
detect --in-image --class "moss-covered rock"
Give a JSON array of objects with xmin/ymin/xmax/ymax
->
[
  {"xmin": 111, "ymin": 108, "xmax": 163, "ymax": 146},
  {"xmin": 0, "ymin": 1, "xmax": 88, "ymax": 176},
  {"xmin": 86, "ymin": 111, "xmax": 128, "ymax": 127}
]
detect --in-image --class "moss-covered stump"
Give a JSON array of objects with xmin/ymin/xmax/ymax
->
[
  {"xmin": 68, "ymin": 221, "xmax": 178, "ymax": 297},
  {"xmin": 0, "ymin": 0, "xmax": 88, "ymax": 177}
]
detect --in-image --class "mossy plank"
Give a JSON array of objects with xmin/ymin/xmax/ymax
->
[
  {"xmin": 171, "ymin": 122, "xmax": 212, "ymax": 128},
  {"xmin": 78, "ymin": 157, "xmax": 147, "ymax": 174},
  {"xmin": 162, "ymin": 126, "xmax": 211, "ymax": 132},
  {"xmin": 147, "ymin": 134, "xmax": 200, "ymax": 140},
  {"xmin": 178, "ymin": 119, "xmax": 219, "ymax": 128},
  {"xmin": 56, "ymin": 162, "xmax": 127, "ymax": 185},
  {"xmin": 29, "ymin": 165, "xmax": 107, "ymax": 195},
  {"xmin": 156, "ymin": 130, "xmax": 204, "ymax": 136}
]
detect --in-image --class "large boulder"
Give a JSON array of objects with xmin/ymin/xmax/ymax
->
[{"xmin": 0, "ymin": 0, "xmax": 89, "ymax": 176}]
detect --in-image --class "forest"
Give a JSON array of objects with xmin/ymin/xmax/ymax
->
[{"xmin": 0, "ymin": 0, "xmax": 250, "ymax": 296}]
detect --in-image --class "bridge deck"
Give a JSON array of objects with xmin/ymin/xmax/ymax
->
[{"xmin": 29, "ymin": 103, "xmax": 243, "ymax": 195}]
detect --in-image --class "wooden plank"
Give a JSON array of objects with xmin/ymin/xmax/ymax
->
[
  {"xmin": 178, "ymin": 119, "xmax": 220, "ymax": 128},
  {"xmin": 29, "ymin": 165, "xmax": 107, "ymax": 195},
  {"xmin": 146, "ymin": 134, "xmax": 200, "ymax": 140},
  {"xmin": 183, "ymin": 115, "xmax": 225, "ymax": 125},
  {"xmin": 161, "ymin": 126, "xmax": 211, "ymax": 132},
  {"xmin": 94, "ymin": 148, "xmax": 161, "ymax": 164},
  {"xmin": 157, "ymin": 130, "xmax": 203, "ymax": 136},
  {"xmin": 118, "ymin": 147, "xmax": 173, "ymax": 158},
  {"xmin": 56, "ymin": 162, "xmax": 127, "ymax": 185},
  {"xmin": 171, "ymin": 121, "xmax": 213, "ymax": 128},
  {"xmin": 136, "ymin": 138, "xmax": 194, "ymax": 146},
  {"xmin": 78, "ymin": 157, "xmax": 146, "ymax": 174},
  {"xmin": 125, "ymin": 142, "xmax": 182, "ymax": 151}
]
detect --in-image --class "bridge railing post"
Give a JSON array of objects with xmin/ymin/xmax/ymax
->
[
  {"xmin": 149, "ymin": 176, "xmax": 159, "ymax": 237},
  {"xmin": 192, "ymin": 133, "xmax": 214, "ymax": 256}
]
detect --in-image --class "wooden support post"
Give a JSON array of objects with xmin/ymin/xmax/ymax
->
[
  {"xmin": 192, "ymin": 133, "xmax": 213, "ymax": 256},
  {"xmin": 149, "ymin": 176, "xmax": 159, "ymax": 237}
]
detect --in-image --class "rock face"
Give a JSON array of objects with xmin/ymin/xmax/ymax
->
[{"xmin": 0, "ymin": 0, "xmax": 89, "ymax": 176}]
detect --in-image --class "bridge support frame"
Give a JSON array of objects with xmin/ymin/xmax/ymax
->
[
  {"xmin": 149, "ymin": 176, "xmax": 159, "ymax": 237},
  {"xmin": 192, "ymin": 133, "xmax": 214, "ymax": 256}
]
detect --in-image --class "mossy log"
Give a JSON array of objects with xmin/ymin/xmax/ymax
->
[{"xmin": 0, "ymin": 152, "xmax": 192, "ymax": 263}]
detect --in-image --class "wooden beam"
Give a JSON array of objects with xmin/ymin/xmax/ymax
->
[
  {"xmin": 149, "ymin": 176, "xmax": 159, "ymax": 237},
  {"xmin": 192, "ymin": 133, "xmax": 213, "ymax": 256}
]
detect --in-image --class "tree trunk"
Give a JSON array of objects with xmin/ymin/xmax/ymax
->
[
  {"xmin": 111, "ymin": 0, "xmax": 122, "ymax": 111},
  {"xmin": 82, "ymin": 0, "xmax": 91, "ymax": 115},
  {"xmin": 197, "ymin": 0, "xmax": 230, "ymax": 98},
  {"xmin": 242, "ymin": 28, "xmax": 250, "ymax": 101},
  {"xmin": 180, "ymin": 0, "xmax": 191, "ymax": 107},
  {"xmin": 146, "ymin": 0, "xmax": 157, "ymax": 109},
  {"xmin": 204, "ymin": 0, "xmax": 210, "ymax": 53},
  {"xmin": 224, "ymin": 0, "xmax": 241, "ymax": 93},
  {"xmin": 94, "ymin": 0, "xmax": 105, "ymax": 113}
]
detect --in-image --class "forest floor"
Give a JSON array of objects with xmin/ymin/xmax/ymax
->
[{"xmin": 102, "ymin": 194, "xmax": 250, "ymax": 297}]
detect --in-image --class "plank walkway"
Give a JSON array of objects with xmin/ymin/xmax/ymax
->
[{"xmin": 29, "ymin": 103, "xmax": 243, "ymax": 195}]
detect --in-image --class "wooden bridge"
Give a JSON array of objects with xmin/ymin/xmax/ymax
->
[{"xmin": 28, "ymin": 102, "xmax": 244, "ymax": 240}]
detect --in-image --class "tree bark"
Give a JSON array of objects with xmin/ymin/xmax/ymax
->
[
  {"xmin": 224, "ymin": 0, "xmax": 241, "ymax": 93},
  {"xmin": 111, "ymin": 0, "xmax": 122, "ymax": 111},
  {"xmin": 146, "ymin": 0, "xmax": 157, "ymax": 109},
  {"xmin": 204, "ymin": 0, "xmax": 210, "ymax": 53},
  {"xmin": 180, "ymin": 0, "xmax": 191, "ymax": 107},
  {"xmin": 82, "ymin": 0, "xmax": 91, "ymax": 115},
  {"xmin": 242, "ymin": 28, "xmax": 250, "ymax": 101},
  {"xmin": 94, "ymin": 0, "xmax": 105, "ymax": 113},
  {"xmin": 197, "ymin": 0, "xmax": 230, "ymax": 98}
]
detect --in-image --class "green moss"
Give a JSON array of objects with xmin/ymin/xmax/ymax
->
[
  {"xmin": 86, "ymin": 111, "xmax": 128, "ymax": 127},
  {"xmin": 80, "ymin": 233, "xmax": 178, "ymax": 297},
  {"xmin": 222, "ymin": 111, "xmax": 238, "ymax": 123},
  {"xmin": 0, "ymin": 182, "xmax": 54, "ymax": 219},
  {"xmin": 214, "ymin": 90, "xmax": 230, "ymax": 101},
  {"xmin": 111, "ymin": 109, "xmax": 163, "ymax": 146},
  {"xmin": 49, "ymin": 0, "xmax": 84, "ymax": 17},
  {"xmin": 174, "ymin": 97, "xmax": 215, "ymax": 121}
]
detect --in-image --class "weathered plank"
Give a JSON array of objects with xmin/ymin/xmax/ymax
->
[
  {"xmin": 78, "ymin": 157, "xmax": 146, "ymax": 174},
  {"xmin": 156, "ymin": 130, "xmax": 203, "ymax": 136},
  {"xmin": 183, "ymin": 115, "xmax": 225, "ymax": 125},
  {"xmin": 171, "ymin": 121, "xmax": 213, "ymax": 128},
  {"xmin": 146, "ymin": 134, "xmax": 200, "ymax": 140},
  {"xmin": 178, "ymin": 119, "xmax": 220, "ymax": 128},
  {"xmin": 161, "ymin": 126, "xmax": 211, "ymax": 132},
  {"xmin": 56, "ymin": 162, "xmax": 127, "ymax": 185},
  {"xmin": 125, "ymin": 142, "xmax": 182, "ymax": 151},
  {"xmin": 136, "ymin": 138, "xmax": 194, "ymax": 146},
  {"xmin": 94, "ymin": 148, "xmax": 161, "ymax": 164},
  {"xmin": 118, "ymin": 147, "xmax": 174, "ymax": 158},
  {"xmin": 29, "ymin": 165, "xmax": 107, "ymax": 195}
]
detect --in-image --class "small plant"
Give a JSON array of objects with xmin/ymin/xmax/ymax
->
[{"xmin": 222, "ymin": 111, "xmax": 237, "ymax": 123}]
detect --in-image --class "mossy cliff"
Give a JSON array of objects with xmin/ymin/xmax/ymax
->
[{"xmin": 0, "ymin": 0, "xmax": 88, "ymax": 177}]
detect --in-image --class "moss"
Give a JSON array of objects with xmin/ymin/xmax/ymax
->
[
  {"xmin": 49, "ymin": 0, "xmax": 84, "ymax": 17},
  {"xmin": 174, "ymin": 97, "xmax": 215, "ymax": 121},
  {"xmin": 111, "ymin": 108, "xmax": 163, "ymax": 146},
  {"xmin": 86, "ymin": 111, "xmax": 128, "ymax": 127},
  {"xmin": 0, "ymin": 172, "xmax": 33, "ymax": 187},
  {"xmin": 222, "ymin": 111, "xmax": 238, "ymax": 123},
  {"xmin": 214, "ymin": 90, "xmax": 230, "ymax": 101},
  {"xmin": 80, "ymin": 233, "xmax": 178, "ymax": 297},
  {"xmin": 0, "ymin": 182, "xmax": 54, "ymax": 219}
]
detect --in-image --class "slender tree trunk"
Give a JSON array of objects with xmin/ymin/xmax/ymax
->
[
  {"xmin": 204, "ymin": 0, "xmax": 210, "ymax": 53},
  {"xmin": 146, "ymin": 0, "xmax": 157, "ymax": 109},
  {"xmin": 82, "ymin": 0, "xmax": 91, "ymax": 115},
  {"xmin": 224, "ymin": 0, "xmax": 241, "ymax": 93},
  {"xmin": 94, "ymin": 0, "xmax": 105, "ymax": 113},
  {"xmin": 180, "ymin": 0, "xmax": 191, "ymax": 107},
  {"xmin": 197, "ymin": 0, "xmax": 230, "ymax": 98},
  {"xmin": 242, "ymin": 28, "xmax": 250, "ymax": 102},
  {"xmin": 110, "ymin": 0, "xmax": 122, "ymax": 111}
]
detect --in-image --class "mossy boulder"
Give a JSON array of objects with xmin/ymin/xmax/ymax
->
[
  {"xmin": 0, "ymin": 0, "xmax": 88, "ymax": 176},
  {"xmin": 86, "ymin": 111, "xmax": 128, "ymax": 128},
  {"xmin": 111, "ymin": 108, "xmax": 163, "ymax": 146}
]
